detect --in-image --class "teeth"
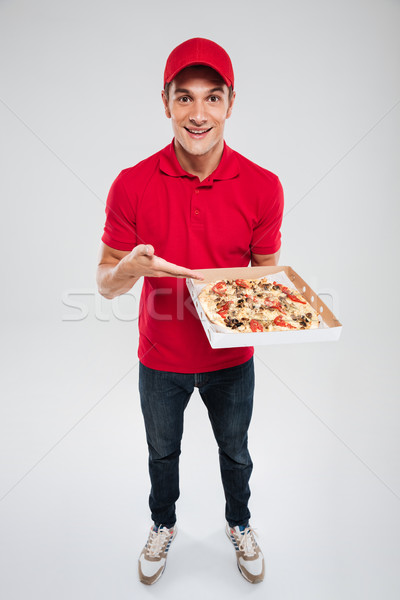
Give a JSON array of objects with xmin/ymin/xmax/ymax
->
[{"xmin": 188, "ymin": 129, "xmax": 208, "ymax": 134}]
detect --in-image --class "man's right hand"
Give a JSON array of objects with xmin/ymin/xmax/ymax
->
[
  {"xmin": 96, "ymin": 242, "xmax": 204, "ymax": 299},
  {"xmin": 121, "ymin": 244, "xmax": 205, "ymax": 279}
]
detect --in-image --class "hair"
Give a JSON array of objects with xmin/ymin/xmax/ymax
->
[
  {"xmin": 163, "ymin": 66, "xmax": 234, "ymax": 102},
  {"xmin": 163, "ymin": 81, "xmax": 172, "ymax": 101}
]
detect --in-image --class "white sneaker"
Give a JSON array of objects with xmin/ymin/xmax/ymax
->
[
  {"xmin": 226, "ymin": 522, "xmax": 265, "ymax": 583},
  {"xmin": 138, "ymin": 524, "xmax": 177, "ymax": 585}
]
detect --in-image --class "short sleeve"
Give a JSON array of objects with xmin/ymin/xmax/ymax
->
[
  {"xmin": 101, "ymin": 172, "xmax": 137, "ymax": 251},
  {"xmin": 250, "ymin": 177, "xmax": 284, "ymax": 255}
]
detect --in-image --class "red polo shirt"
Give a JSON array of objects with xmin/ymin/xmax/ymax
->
[{"xmin": 102, "ymin": 140, "xmax": 283, "ymax": 373}]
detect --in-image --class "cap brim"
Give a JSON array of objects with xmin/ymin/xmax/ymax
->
[{"xmin": 165, "ymin": 61, "xmax": 232, "ymax": 88}]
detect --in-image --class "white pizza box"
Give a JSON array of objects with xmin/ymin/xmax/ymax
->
[{"xmin": 186, "ymin": 266, "xmax": 342, "ymax": 348}]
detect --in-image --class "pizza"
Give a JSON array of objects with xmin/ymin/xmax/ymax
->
[{"xmin": 198, "ymin": 277, "xmax": 320, "ymax": 332}]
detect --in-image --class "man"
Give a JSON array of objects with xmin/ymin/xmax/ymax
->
[{"xmin": 96, "ymin": 37, "xmax": 283, "ymax": 585}]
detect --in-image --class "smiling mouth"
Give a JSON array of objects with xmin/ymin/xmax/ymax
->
[{"xmin": 184, "ymin": 127, "xmax": 212, "ymax": 136}]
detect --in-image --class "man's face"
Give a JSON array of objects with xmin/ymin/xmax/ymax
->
[{"xmin": 162, "ymin": 66, "xmax": 235, "ymax": 158}]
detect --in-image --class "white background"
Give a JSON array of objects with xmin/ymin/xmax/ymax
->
[{"xmin": 1, "ymin": 0, "xmax": 399, "ymax": 598}]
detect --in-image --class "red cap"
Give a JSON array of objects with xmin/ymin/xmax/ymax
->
[{"xmin": 164, "ymin": 37, "xmax": 234, "ymax": 89}]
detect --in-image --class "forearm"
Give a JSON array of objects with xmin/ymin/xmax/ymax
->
[{"xmin": 96, "ymin": 260, "xmax": 140, "ymax": 299}]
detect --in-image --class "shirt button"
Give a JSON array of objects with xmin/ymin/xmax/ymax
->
[
  {"xmin": 194, "ymin": 209, "xmax": 200, "ymax": 215},
  {"xmin": 195, "ymin": 189, "xmax": 199, "ymax": 194}
]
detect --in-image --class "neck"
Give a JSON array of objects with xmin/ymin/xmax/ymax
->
[{"xmin": 174, "ymin": 139, "xmax": 224, "ymax": 181}]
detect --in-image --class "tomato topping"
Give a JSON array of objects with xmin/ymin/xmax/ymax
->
[
  {"xmin": 212, "ymin": 281, "xmax": 227, "ymax": 296},
  {"xmin": 235, "ymin": 279, "xmax": 251, "ymax": 288},
  {"xmin": 264, "ymin": 299, "xmax": 286, "ymax": 314},
  {"xmin": 287, "ymin": 293, "xmax": 306, "ymax": 304},
  {"xmin": 250, "ymin": 319, "xmax": 264, "ymax": 332},
  {"xmin": 273, "ymin": 316, "xmax": 296, "ymax": 329},
  {"xmin": 280, "ymin": 285, "xmax": 306, "ymax": 303},
  {"xmin": 216, "ymin": 301, "xmax": 232, "ymax": 319}
]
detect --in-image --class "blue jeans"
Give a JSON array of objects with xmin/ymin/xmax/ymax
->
[{"xmin": 139, "ymin": 357, "xmax": 255, "ymax": 529}]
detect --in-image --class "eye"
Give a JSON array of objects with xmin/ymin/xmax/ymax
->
[
  {"xmin": 208, "ymin": 95, "xmax": 220, "ymax": 102},
  {"xmin": 178, "ymin": 96, "xmax": 191, "ymax": 103}
]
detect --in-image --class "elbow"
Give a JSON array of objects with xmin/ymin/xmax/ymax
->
[
  {"xmin": 96, "ymin": 280, "xmax": 116, "ymax": 300},
  {"xmin": 98, "ymin": 289, "xmax": 115, "ymax": 300},
  {"xmin": 96, "ymin": 272, "xmax": 114, "ymax": 300}
]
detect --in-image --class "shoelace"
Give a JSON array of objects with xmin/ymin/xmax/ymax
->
[
  {"xmin": 237, "ymin": 527, "xmax": 258, "ymax": 557},
  {"xmin": 145, "ymin": 526, "xmax": 171, "ymax": 558}
]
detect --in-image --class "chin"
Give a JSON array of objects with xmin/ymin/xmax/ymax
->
[
  {"xmin": 186, "ymin": 146, "xmax": 213, "ymax": 156},
  {"xmin": 181, "ymin": 139, "xmax": 220, "ymax": 157}
]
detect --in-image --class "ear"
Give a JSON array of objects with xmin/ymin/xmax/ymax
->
[
  {"xmin": 161, "ymin": 90, "xmax": 171, "ymax": 118},
  {"xmin": 226, "ymin": 90, "xmax": 236, "ymax": 119}
]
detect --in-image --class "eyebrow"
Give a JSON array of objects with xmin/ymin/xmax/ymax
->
[{"xmin": 173, "ymin": 86, "xmax": 226, "ymax": 95}]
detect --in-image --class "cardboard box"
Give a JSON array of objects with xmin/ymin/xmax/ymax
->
[{"xmin": 187, "ymin": 266, "xmax": 342, "ymax": 348}]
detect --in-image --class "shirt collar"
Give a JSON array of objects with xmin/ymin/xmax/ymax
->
[{"xmin": 159, "ymin": 139, "xmax": 240, "ymax": 182}]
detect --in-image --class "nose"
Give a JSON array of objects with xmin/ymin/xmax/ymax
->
[{"xmin": 189, "ymin": 100, "xmax": 207, "ymax": 126}]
